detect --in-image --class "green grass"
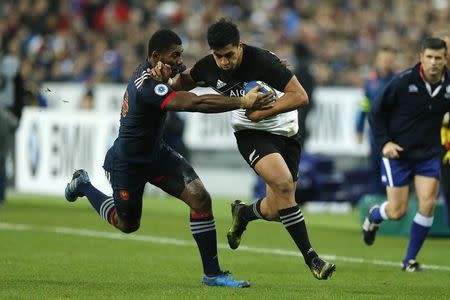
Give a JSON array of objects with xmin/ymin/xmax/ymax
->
[{"xmin": 1, "ymin": 194, "xmax": 450, "ymax": 299}]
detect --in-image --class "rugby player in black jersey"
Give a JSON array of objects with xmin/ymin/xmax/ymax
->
[
  {"xmin": 151, "ymin": 19, "xmax": 336, "ymax": 280},
  {"xmin": 64, "ymin": 29, "xmax": 275, "ymax": 288}
]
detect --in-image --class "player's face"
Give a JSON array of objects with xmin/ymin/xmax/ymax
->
[
  {"xmin": 212, "ymin": 43, "xmax": 243, "ymax": 71},
  {"xmin": 420, "ymin": 48, "xmax": 447, "ymax": 81},
  {"xmin": 159, "ymin": 44, "xmax": 184, "ymax": 75}
]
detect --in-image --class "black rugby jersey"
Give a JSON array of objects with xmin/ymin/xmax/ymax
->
[
  {"xmin": 113, "ymin": 60, "xmax": 175, "ymax": 163},
  {"xmin": 370, "ymin": 63, "xmax": 450, "ymax": 160},
  {"xmin": 190, "ymin": 44, "xmax": 292, "ymax": 97}
]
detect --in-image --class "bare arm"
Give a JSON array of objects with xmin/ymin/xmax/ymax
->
[
  {"xmin": 164, "ymin": 87, "xmax": 275, "ymax": 113},
  {"xmin": 170, "ymin": 68, "xmax": 198, "ymax": 91},
  {"xmin": 246, "ymin": 75, "xmax": 308, "ymax": 122}
]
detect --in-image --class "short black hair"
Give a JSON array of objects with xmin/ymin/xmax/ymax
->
[
  {"xmin": 421, "ymin": 37, "xmax": 447, "ymax": 53},
  {"xmin": 207, "ymin": 18, "xmax": 240, "ymax": 49},
  {"xmin": 147, "ymin": 29, "xmax": 182, "ymax": 57}
]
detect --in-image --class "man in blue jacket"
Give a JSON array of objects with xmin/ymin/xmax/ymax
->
[
  {"xmin": 363, "ymin": 37, "xmax": 450, "ymax": 272},
  {"xmin": 355, "ymin": 46, "xmax": 396, "ymax": 195}
]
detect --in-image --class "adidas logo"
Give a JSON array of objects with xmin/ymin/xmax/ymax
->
[{"xmin": 216, "ymin": 79, "xmax": 226, "ymax": 89}]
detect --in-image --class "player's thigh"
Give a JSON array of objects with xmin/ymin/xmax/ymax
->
[
  {"xmin": 235, "ymin": 129, "xmax": 300, "ymax": 182},
  {"xmin": 414, "ymin": 175, "xmax": 439, "ymax": 215},
  {"xmin": 103, "ymin": 149, "xmax": 146, "ymax": 224},
  {"xmin": 149, "ymin": 145, "xmax": 206, "ymax": 205}
]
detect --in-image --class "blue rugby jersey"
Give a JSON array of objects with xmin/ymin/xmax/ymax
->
[
  {"xmin": 369, "ymin": 63, "xmax": 450, "ymax": 161},
  {"xmin": 112, "ymin": 60, "xmax": 176, "ymax": 163}
]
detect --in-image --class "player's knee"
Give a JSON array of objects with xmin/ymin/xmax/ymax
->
[
  {"xmin": 119, "ymin": 221, "xmax": 140, "ymax": 234},
  {"xmin": 189, "ymin": 187, "xmax": 212, "ymax": 212},
  {"xmin": 389, "ymin": 208, "xmax": 407, "ymax": 220},
  {"xmin": 270, "ymin": 179, "xmax": 295, "ymax": 196}
]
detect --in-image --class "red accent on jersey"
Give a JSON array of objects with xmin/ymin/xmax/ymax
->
[
  {"xmin": 108, "ymin": 208, "xmax": 117, "ymax": 225},
  {"xmin": 190, "ymin": 212, "xmax": 213, "ymax": 219},
  {"xmin": 160, "ymin": 91, "xmax": 176, "ymax": 109}
]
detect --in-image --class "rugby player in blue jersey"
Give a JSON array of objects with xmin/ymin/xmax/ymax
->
[
  {"xmin": 365, "ymin": 37, "xmax": 450, "ymax": 272},
  {"xmin": 64, "ymin": 29, "xmax": 275, "ymax": 288},
  {"xmin": 356, "ymin": 46, "xmax": 397, "ymax": 195}
]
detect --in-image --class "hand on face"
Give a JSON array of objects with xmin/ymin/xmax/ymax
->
[{"xmin": 148, "ymin": 61, "xmax": 172, "ymax": 82}]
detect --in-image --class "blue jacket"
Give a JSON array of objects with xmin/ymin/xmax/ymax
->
[
  {"xmin": 369, "ymin": 63, "xmax": 450, "ymax": 161},
  {"xmin": 356, "ymin": 70, "xmax": 395, "ymax": 144}
]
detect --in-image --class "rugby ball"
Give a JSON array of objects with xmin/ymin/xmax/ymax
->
[{"xmin": 243, "ymin": 80, "xmax": 275, "ymax": 95}]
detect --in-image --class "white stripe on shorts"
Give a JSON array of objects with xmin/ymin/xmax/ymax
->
[{"xmin": 382, "ymin": 157, "xmax": 394, "ymax": 187}]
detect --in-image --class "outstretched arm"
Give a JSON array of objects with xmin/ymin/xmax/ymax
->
[{"xmin": 163, "ymin": 86, "xmax": 275, "ymax": 113}]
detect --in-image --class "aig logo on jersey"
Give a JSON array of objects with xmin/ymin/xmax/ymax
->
[{"xmin": 154, "ymin": 84, "xmax": 169, "ymax": 96}]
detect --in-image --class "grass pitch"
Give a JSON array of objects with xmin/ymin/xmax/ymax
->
[{"xmin": 1, "ymin": 194, "xmax": 450, "ymax": 299}]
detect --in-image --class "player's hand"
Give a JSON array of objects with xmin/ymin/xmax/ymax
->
[
  {"xmin": 245, "ymin": 109, "xmax": 265, "ymax": 122},
  {"xmin": 148, "ymin": 61, "xmax": 172, "ymax": 82},
  {"xmin": 382, "ymin": 141, "xmax": 404, "ymax": 159},
  {"xmin": 240, "ymin": 86, "xmax": 276, "ymax": 109}
]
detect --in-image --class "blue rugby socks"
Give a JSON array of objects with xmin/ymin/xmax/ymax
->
[
  {"xmin": 403, "ymin": 213, "xmax": 433, "ymax": 266},
  {"xmin": 78, "ymin": 183, "xmax": 116, "ymax": 225},
  {"xmin": 369, "ymin": 201, "xmax": 389, "ymax": 223},
  {"xmin": 190, "ymin": 212, "xmax": 221, "ymax": 276}
]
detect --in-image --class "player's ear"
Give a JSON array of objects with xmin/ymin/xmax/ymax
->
[{"xmin": 151, "ymin": 50, "xmax": 161, "ymax": 61}]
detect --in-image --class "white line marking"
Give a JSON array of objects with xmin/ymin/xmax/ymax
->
[{"xmin": 1, "ymin": 222, "xmax": 450, "ymax": 271}]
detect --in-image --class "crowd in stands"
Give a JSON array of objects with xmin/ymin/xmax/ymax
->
[{"xmin": 1, "ymin": 0, "xmax": 449, "ymax": 104}]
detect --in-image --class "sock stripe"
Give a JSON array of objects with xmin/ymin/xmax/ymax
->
[
  {"xmin": 100, "ymin": 198, "xmax": 114, "ymax": 221},
  {"xmin": 252, "ymin": 201, "xmax": 263, "ymax": 219},
  {"xmin": 190, "ymin": 223, "xmax": 215, "ymax": 230},
  {"xmin": 191, "ymin": 227, "xmax": 216, "ymax": 234},
  {"xmin": 101, "ymin": 202, "xmax": 115, "ymax": 221},
  {"xmin": 190, "ymin": 219, "xmax": 216, "ymax": 235},
  {"xmin": 189, "ymin": 220, "xmax": 214, "ymax": 226},
  {"xmin": 280, "ymin": 211, "xmax": 303, "ymax": 223},
  {"xmin": 413, "ymin": 213, "xmax": 434, "ymax": 227},
  {"xmin": 279, "ymin": 209, "xmax": 302, "ymax": 220},
  {"xmin": 282, "ymin": 216, "xmax": 304, "ymax": 227},
  {"xmin": 100, "ymin": 199, "xmax": 114, "ymax": 220}
]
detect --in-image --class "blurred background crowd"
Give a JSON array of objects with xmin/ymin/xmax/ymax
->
[{"xmin": 1, "ymin": 0, "xmax": 450, "ymax": 106}]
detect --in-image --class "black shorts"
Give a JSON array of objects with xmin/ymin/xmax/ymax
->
[
  {"xmin": 234, "ymin": 129, "xmax": 301, "ymax": 181},
  {"xmin": 103, "ymin": 144, "xmax": 198, "ymax": 223}
]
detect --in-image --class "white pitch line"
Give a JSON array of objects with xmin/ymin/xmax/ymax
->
[{"xmin": 1, "ymin": 222, "xmax": 450, "ymax": 272}]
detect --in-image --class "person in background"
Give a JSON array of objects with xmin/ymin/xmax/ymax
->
[
  {"xmin": 0, "ymin": 37, "xmax": 24, "ymax": 207},
  {"xmin": 364, "ymin": 37, "xmax": 450, "ymax": 271},
  {"xmin": 356, "ymin": 46, "xmax": 397, "ymax": 196},
  {"xmin": 79, "ymin": 88, "xmax": 95, "ymax": 110}
]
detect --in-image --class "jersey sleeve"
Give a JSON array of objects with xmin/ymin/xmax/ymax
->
[
  {"xmin": 189, "ymin": 57, "xmax": 209, "ymax": 86},
  {"xmin": 259, "ymin": 51, "xmax": 293, "ymax": 91},
  {"xmin": 140, "ymin": 78, "xmax": 176, "ymax": 109},
  {"xmin": 369, "ymin": 76, "xmax": 399, "ymax": 150}
]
